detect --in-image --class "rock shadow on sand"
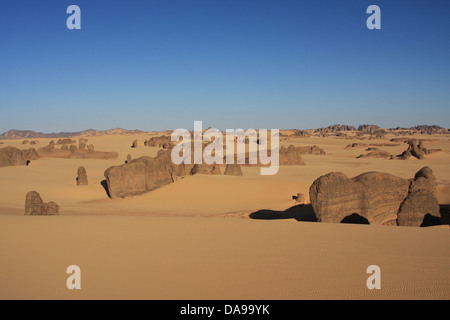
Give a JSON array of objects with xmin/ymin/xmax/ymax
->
[
  {"xmin": 101, "ymin": 180, "xmax": 111, "ymax": 199},
  {"xmin": 249, "ymin": 204, "xmax": 317, "ymax": 222}
]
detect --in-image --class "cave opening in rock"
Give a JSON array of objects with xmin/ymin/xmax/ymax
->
[{"xmin": 340, "ymin": 213, "xmax": 370, "ymax": 225}]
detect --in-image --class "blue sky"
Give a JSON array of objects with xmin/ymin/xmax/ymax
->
[{"xmin": 0, "ymin": 0, "xmax": 449, "ymax": 132}]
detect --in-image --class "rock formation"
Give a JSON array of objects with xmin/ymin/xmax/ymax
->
[
  {"xmin": 224, "ymin": 164, "xmax": 243, "ymax": 176},
  {"xmin": 56, "ymin": 138, "xmax": 76, "ymax": 145},
  {"xmin": 309, "ymin": 167, "xmax": 440, "ymax": 227},
  {"xmin": 131, "ymin": 140, "xmax": 138, "ymax": 148},
  {"xmin": 0, "ymin": 146, "xmax": 39, "ymax": 167},
  {"xmin": 25, "ymin": 191, "xmax": 59, "ymax": 215},
  {"xmin": 397, "ymin": 167, "xmax": 440, "ymax": 227},
  {"xmin": 126, "ymin": 154, "xmax": 131, "ymax": 163},
  {"xmin": 104, "ymin": 152, "xmax": 177, "ymax": 199},
  {"xmin": 279, "ymin": 145, "xmax": 306, "ymax": 165},
  {"xmin": 77, "ymin": 166, "xmax": 88, "ymax": 186},
  {"xmin": 144, "ymin": 136, "xmax": 174, "ymax": 149},
  {"xmin": 38, "ymin": 143, "xmax": 118, "ymax": 160},
  {"xmin": 394, "ymin": 139, "xmax": 443, "ymax": 160}
]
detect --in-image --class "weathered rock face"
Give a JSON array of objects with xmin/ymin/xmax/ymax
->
[
  {"xmin": 0, "ymin": 147, "xmax": 39, "ymax": 167},
  {"xmin": 104, "ymin": 154, "xmax": 176, "ymax": 199},
  {"xmin": 397, "ymin": 167, "xmax": 440, "ymax": 227},
  {"xmin": 309, "ymin": 167, "xmax": 440, "ymax": 227},
  {"xmin": 25, "ymin": 191, "xmax": 59, "ymax": 216},
  {"xmin": 224, "ymin": 164, "xmax": 243, "ymax": 176},
  {"xmin": 77, "ymin": 166, "xmax": 88, "ymax": 186}
]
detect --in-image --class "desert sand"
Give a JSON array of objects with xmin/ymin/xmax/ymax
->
[{"xmin": 0, "ymin": 131, "xmax": 449, "ymax": 299}]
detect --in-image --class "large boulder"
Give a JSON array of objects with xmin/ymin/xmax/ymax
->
[
  {"xmin": 310, "ymin": 171, "xmax": 410, "ymax": 225},
  {"xmin": 25, "ymin": 191, "xmax": 59, "ymax": 215},
  {"xmin": 309, "ymin": 167, "xmax": 440, "ymax": 227},
  {"xmin": 0, "ymin": 146, "xmax": 39, "ymax": 167},
  {"xmin": 397, "ymin": 167, "xmax": 440, "ymax": 226},
  {"xmin": 104, "ymin": 153, "xmax": 175, "ymax": 199}
]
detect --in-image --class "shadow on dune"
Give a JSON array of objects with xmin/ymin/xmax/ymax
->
[
  {"xmin": 249, "ymin": 204, "xmax": 317, "ymax": 222},
  {"xmin": 100, "ymin": 180, "xmax": 111, "ymax": 199}
]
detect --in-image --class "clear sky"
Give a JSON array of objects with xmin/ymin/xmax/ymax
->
[{"xmin": 0, "ymin": 0, "xmax": 449, "ymax": 133}]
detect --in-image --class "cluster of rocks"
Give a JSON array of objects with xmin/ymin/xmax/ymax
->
[
  {"xmin": 309, "ymin": 167, "xmax": 440, "ymax": 227},
  {"xmin": 56, "ymin": 138, "xmax": 76, "ymax": 145},
  {"xmin": 104, "ymin": 150, "xmax": 244, "ymax": 199},
  {"xmin": 315, "ymin": 125, "xmax": 356, "ymax": 133},
  {"xmin": 37, "ymin": 140, "xmax": 117, "ymax": 160},
  {"xmin": 25, "ymin": 191, "xmax": 59, "ymax": 216},
  {"xmin": 0, "ymin": 146, "xmax": 39, "ymax": 167},
  {"xmin": 394, "ymin": 139, "xmax": 442, "ymax": 160},
  {"xmin": 354, "ymin": 139, "xmax": 442, "ymax": 160}
]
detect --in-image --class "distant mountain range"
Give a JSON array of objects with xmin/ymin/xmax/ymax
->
[
  {"xmin": 0, "ymin": 125, "xmax": 447, "ymax": 140},
  {"xmin": 0, "ymin": 128, "xmax": 151, "ymax": 140}
]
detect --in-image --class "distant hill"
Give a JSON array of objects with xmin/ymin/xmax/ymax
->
[{"xmin": 0, "ymin": 128, "xmax": 150, "ymax": 140}]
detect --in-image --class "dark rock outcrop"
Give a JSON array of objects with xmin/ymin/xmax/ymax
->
[{"xmin": 25, "ymin": 191, "xmax": 59, "ymax": 215}]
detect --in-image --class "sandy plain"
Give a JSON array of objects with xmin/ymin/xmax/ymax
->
[{"xmin": 0, "ymin": 131, "xmax": 449, "ymax": 299}]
